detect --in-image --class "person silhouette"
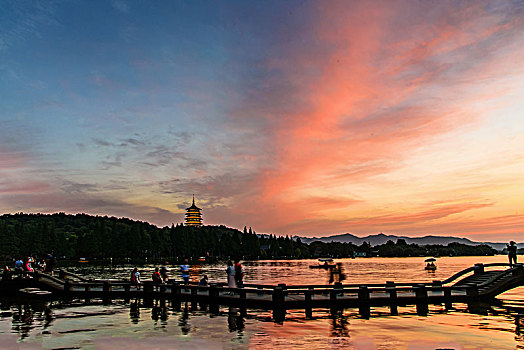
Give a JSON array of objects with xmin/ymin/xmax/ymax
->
[{"xmin": 507, "ymin": 241, "xmax": 518, "ymax": 266}]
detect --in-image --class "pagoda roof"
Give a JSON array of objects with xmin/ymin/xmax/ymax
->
[{"xmin": 186, "ymin": 195, "xmax": 202, "ymax": 211}]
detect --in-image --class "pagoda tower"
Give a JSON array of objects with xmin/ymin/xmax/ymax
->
[{"xmin": 185, "ymin": 195, "xmax": 203, "ymax": 227}]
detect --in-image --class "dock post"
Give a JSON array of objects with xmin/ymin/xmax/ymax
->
[
  {"xmin": 358, "ymin": 286, "xmax": 370, "ymax": 318},
  {"xmin": 199, "ymin": 287, "xmax": 208, "ymax": 311},
  {"xmin": 124, "ymin": 284, "xmax": 130, "ymax": 303},
  {"xmin": 84, "ymin": 285, "xmax": 91, "ymax": 304},
  {"xmin": 305, "ymin": 287, "xmax": 313, "ymax": 319},
  {"xmin": 466, "ymin": 285, "xmax": 478, "ymax": 298},
  {"xmin": 474, "ymin": 263, "xmax": 484, "ymax": 275},
  {"xmin": 415, "ymin": 285, "xmax": 428, "ymax": 315},
  {"xmin": 171, "ymin": 283, "xmax": 181, "ymax": 311},
  {"xmin": 444, "ymin": 287, "xmax": 452, "ymax": 309},
  {"xmin": 330, "ymin": 289, "xmax": 339, "ymax": 315},
  {"xmin": 63, "ymin": 280, "xmax": 72, "ymax": 293},
  {"xmin": 239, "ymin": 288, "xmax": 247, "ymax": 316},
  {"xmin": 103, "ymin": 281, "xmax": 113, "ymax": 305},
  {"xmin": 278, "ymin": 283, "xmax": 287, "ymax": 296},
  {"xmin": 191, "ymin": 287, "xmax": 198, "ymax": 311},
  {"xmin": 272, "ymin": 286, "xmax": 286, "ymax": 322},
  {"xmin": 386, "ymin": 281, "xmax": 398, "ymax": 315},
  {"xmin": 209, "ymin": 284, "xmax": 219, "ymax": 314}
]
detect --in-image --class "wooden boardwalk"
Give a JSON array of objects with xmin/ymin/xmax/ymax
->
[{"xmin": 2, "ymin": 262, "xmax": 523, "ymax": 320}]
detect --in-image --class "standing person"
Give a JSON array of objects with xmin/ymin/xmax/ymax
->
[
  {"xmin": 226, "ymin": 260, "xmax": 236, "ymax": 295},
  {"xmin": 45, "ymin": 252, "xmax": 56, "ymax": 275},
  {"xmin": 507, "ymin": 241, "xmax": 518, "ymax": 266},
  {"xmin": 14, "ymin": 257, "xmax": 24, "ymax": 272},
  {"xmin": 180, "ymin": 259, "xmax": 190, "ymax": 284},
  {"xmin": 198, "ymin": 275, "xmax": 208, "ymax": 287},
  {"xmin": 24, "ymin": 257, "xmax": 34, "ymax": 272},
  {"xmin": 160, "ymin": 261, "xmax": 169, "ymax": 283},
  {"xmin": 152, "ymin": 267, "xmax": 163, "ymax": 284},
  {"xmin": 37, "ymin": 259, "xmax": 46, "ymax": 272},
  {"xmin": 131, "ymin": 268, "xmax": 141, "ymax": 290},
  {"xmin": 234, "ymin": 259, "xmax": 244, "ymax": 288}
]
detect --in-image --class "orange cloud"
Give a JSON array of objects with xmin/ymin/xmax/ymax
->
[{"xmin": 218, "ymin": 0, "xmax": 524, "ymax": 240}]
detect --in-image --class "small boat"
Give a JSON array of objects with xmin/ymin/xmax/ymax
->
[
  {"xmin": 78, "ymin": 258, "xmax": 89, "ymax": 263},
  {"xmin": 424, "ymin": 257, "xmax": 436, "ymax": 271},
  {"xmin": 310, "ymin": 258, "xmax": 336, "ymax": 269}
]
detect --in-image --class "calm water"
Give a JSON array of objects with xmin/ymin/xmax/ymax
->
[{"xmin": 1, "ymin": 256, "xmax": 524, "ymax": 349}]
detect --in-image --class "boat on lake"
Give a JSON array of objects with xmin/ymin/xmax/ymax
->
[
  {"xmin": 424, "ymin": 257, "xmax": 437, "ymax": 271},
  {"xmin": 309, "ymin": 258, "xmax": 336, "ymax": 269}
]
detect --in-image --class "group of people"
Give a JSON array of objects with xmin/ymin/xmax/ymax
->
[
  {"xmin": 129, "ymin": 259, "xmax": 246, "ymax": 290},
  {"xmin": 9, "ymin": 253, "xmax": 56, "ymax": 277},
  {"xmin": 131, "ymin": 262, "xmax": 170, "ymax": 289}
]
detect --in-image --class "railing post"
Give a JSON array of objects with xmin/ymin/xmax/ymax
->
[
  {"xmin": 64, "ymin": 280, "xmax": 72, "ymax": 293},
  {"xmin": 474, "ymin": 263, "xmax": 484, "ymax": 275},
  {"xmin": 191, "ymin": 287, "xmax": 198, "ymax": 311},
  {"xmin": 386, "ymin": 281, "xmax": 398, "ymax": 315},
  {"xmin": 272, "ymin": 286, "xmax": 285, "ymax": 322},
  {"xmin": 171, "ymin": 282, "xmax": 181, "ymax": 311},
  {"xmin": 305, "ymin": 287, "xmax": 313, "ymax": 319},
  {"xmin": 84, "ymin": 284, "xmax": 91, "ymax": 304},
  {"xmin": 209, "ymin": 284, "xmax": 219, "ymax": 314},
  {"xmin": 330, "ymin": 289, "xmax": 339, "ymax": 315},
  {"xmin": 358, "ymin": 286, "xmax": 370, "ymax": 318},
  {"xmin": 278, "ymin": 283, "xmax": 287, "ymax": 296},
  {"xmin": 444, "ymin": 287, "xmax": 452, "ymax": 310},
  {"xmin": 199, "ymin": 286, "xmax": 208, "ymax": 311},
  {"xmin": 124, "ymin": 284, "xmax": 130, "ymax": 303},
  {"xmin": 415, "ymin": 285, "xmax": 428, "ymax": 315},
  {"xmin": 239, "ymin": 288, "xmax": 247, "ymax": 316},
  {"xmin": 466, "ymin": 285, "xmax": 478, "ymax": 298},
  {"xmin": 103, "ymin": 281, "xmax": 112, "ymax": 305}
]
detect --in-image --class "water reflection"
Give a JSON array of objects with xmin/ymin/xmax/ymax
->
[
  {"xmin": 129, "ymin": 300, "xmax": 140, "ymax": 324},
  {"xmin": 228, "ymin": 307, "xmax": 245, "ymax": 333},
  {"xmin": 1, "ymin": 298, "xmax": 524, "ymax": 349},
  {"xmin": 178, "ymin": 305, "xmax": 190, "ymax": 335}
]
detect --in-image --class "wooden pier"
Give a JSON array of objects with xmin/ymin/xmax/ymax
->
[{"xmin": 2, "ymin": 263, "xmax": 523, "ymax": 321}]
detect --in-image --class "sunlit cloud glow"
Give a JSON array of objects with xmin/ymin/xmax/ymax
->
[{"xmin": 1, "ymin": 1, "xmax": 523, "ymax": 242}]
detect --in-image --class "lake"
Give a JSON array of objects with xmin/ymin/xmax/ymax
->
[{"xmin": 1, "ymin": 256, "xmax": 523, "ymax": 349}]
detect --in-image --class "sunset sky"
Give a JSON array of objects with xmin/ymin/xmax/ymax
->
[{"xmin": 1, "ymin": 1, "xmax": 524, "ymax": 242}]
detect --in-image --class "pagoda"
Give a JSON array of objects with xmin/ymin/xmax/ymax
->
[{"xmin": 185, "ymin": 195, "xmax": 203, "ymax": 227}]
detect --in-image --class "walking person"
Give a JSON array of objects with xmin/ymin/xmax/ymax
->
[
  {"xmin": 507, "ymin": 241, "xmax": 518, "ymax": 266},
  {"xmin": 226, "ymin": 260, "xmax": 236, "ymax": 294},
  {"xmin": 234, "ymin": 259, "xmax": 244, "ymax": 288},
  {"xmin": 131, "ymin": 267, "xmax": 141, "ymax": 290}
]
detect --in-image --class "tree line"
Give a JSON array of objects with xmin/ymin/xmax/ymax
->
[{"xmin": 0, "ymin": 213, "xmax": 497, "ymax": 262}]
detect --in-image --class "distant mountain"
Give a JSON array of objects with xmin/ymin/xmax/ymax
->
[{"xmin": 297, "ymin": 233, "xmax": 515, "ymax": 251}]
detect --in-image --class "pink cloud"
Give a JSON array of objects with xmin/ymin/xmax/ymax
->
[{"xmin": 213, "ymin": 1, "xmax": 524, "ymax": 239}]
